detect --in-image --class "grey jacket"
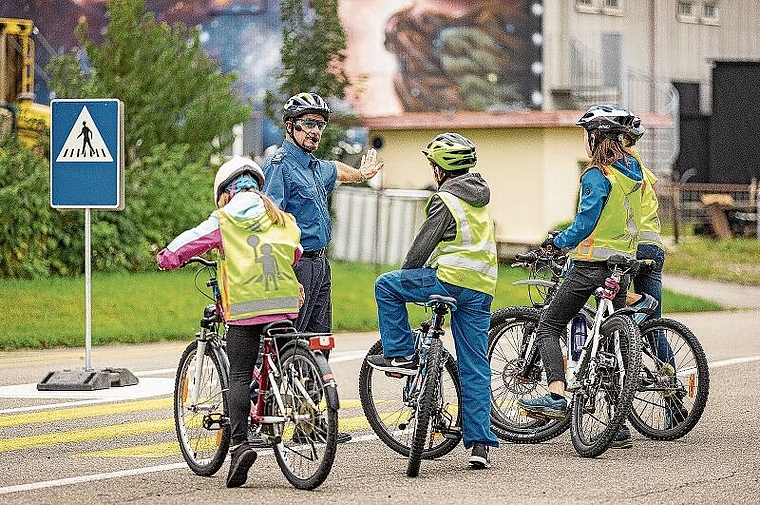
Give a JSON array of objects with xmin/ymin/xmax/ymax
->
[{"xmin": 402, "ymin": 172, "xmax": 491, "ymax": 269}]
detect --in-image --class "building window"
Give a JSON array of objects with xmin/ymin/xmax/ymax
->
[
  {"xmin": 677, "ymin": 1, "xmax": 698, "ymax": 23},
  {"xmin": 575, "ymin": 0, "xmax": 599, "ymax": 13},
  {"xmin": 602, "ymin": 0, "xmax": 623, "ymax": 15},
  {"xmin": 702, "ymin": 3, "xmax": 720, "ymax": 25}
]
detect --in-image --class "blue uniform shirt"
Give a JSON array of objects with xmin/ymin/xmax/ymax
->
[
  {"xmin": 261, "ymin": 139, "xmax": 337, "ymax": 252},
  {"xmin": 554, "ymin": 155, "xmax": 642, "ymax": 250}
]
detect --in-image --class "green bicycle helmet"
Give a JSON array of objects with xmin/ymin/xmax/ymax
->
[{"xmin": 422, "ymin": 132, "xmax": 477, "ymax": 171}]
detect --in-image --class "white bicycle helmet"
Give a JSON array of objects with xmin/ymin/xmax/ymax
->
[
  {"xmin": 213, "ymin": 156, "xmax": 265, "ymax": 204},
  {"xmin": 576, "ymin": 105, "xmax": 645, "ymax": 147}
]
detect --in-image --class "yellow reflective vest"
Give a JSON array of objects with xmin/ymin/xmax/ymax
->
[
  {"xmin": 571, "ymin": 163, "xmax": 643, "ymax": 261},
  {"xmin": 638, "ymin": 162, "xmax": 664, "ymax": 248},
  {"xmin": 425, "ymin": 191, "xmax": 498, "ymax": 296},
  {"xmin": 216, "ymin": 208, "xmax": 301, "ymax": 322}
]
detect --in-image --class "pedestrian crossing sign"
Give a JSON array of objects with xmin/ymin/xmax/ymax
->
[{"xmin": 50, "ymin": 99, "xmax": 124, "ymax": 209}]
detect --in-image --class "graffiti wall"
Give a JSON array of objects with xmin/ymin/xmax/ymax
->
[{"xmin": 2, "ymin": 0, "xmax": 542, "ymax": 129}]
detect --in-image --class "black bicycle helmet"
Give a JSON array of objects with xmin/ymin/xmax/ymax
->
[
  {"xmin": 576, "ymin": 105, "xmax": 645, "ymax": 145},
  {"xmin": 422, "ymin": 132, "xmax": 477, "ymax": 171},
  {"xmin": 282, "ymin": 92, "xmax": 331, "ymax": 123}
]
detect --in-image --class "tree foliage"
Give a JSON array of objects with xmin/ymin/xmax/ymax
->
[
  {"xmin": 47, "ymin": 0, "xmax": 251, "ymax": 162},
  {"xmin": 264, "ymin": 0, "xmax": 352, "ymax": 159},
  {"xmin": 0, "ymin": 0, "xmax": 249, "ymax": 278}
]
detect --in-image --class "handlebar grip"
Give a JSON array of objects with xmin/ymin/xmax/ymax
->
[{"xmin": 182, "ymin": 256, "xmax": 217, "ymax": 268}]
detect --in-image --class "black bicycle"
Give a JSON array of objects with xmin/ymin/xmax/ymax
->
[{"xmin": 359, "ymin": 295, "xmax": 462, "ymax": 477}]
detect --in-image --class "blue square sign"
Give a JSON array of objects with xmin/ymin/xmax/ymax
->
[{"xmin": 50, "ymin": 99, "xmax": 125, "ymax": 209}]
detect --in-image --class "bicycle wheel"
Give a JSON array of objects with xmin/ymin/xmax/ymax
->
[
  {"xmin": 407, "ymin": 338, "xmax": 444, "ymax": 477},
  {"xmin": 570, "ymin": 314, "xmax": 642, "ymax": 458},
  {"xmin": 174, "ymin": 340, "xmax": 230, "ymax": 476},
  {"xmin": 629, "ymin": 318, "xmax": 710, "ymax": 440},
  {"xmin": 488, "ymin": 306, "xmax": 571, "ymax": 443},
  {"xmin": 359, "ymin": 339, "xmax": 461, "ymax": 459},
  {"xmin": 272, "ymin": 345, "xmax": 338, "ymax": 490}
]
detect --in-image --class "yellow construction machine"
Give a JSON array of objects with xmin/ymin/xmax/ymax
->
[{"xmin": 0, "ymin": 17, "xmax": 50, "ymax": 148}]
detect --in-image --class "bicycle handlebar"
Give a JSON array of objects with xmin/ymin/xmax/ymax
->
[{"xmin": 182, "ymin": 256, "xmax": 217, "ymax": 269}]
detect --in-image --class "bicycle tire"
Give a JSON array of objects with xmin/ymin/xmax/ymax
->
[
  {"xmin": 488, "ymin": 306, "xmax": 571, "ymax": 443},
  {"xmin": 273, "ymin": 345, "xmax": 338, "ymax": 490},
  {"xmin": 358, "ymin": 339, "xmax": 461, "ymax": 459},
  {"xmin": 629, "ymin": 318, "xmax": 710, "ymax": 440},
  {"xmin": 570, "ymin": 314, "xmax": 642, "ymax": 458},
  {"xmin": 407, "ymin": 338, "xmax": 444, "ymax": 477},
  {"xmin": 174, "ymin": 340, "xmax": 230, "ymax": 476}
]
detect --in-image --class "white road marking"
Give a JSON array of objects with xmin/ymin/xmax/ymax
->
[{"xmin": 0, "ymin": 434, "xmax": 380, "ymax": 496}]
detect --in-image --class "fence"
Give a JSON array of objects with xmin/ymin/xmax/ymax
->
[
  {"xmin": 330, "ymin": 186, "xmax": 432, "ymax": 266},
  {"xmin": 657, "ymin": 180, "xmax": 759, "ymax": 240}
]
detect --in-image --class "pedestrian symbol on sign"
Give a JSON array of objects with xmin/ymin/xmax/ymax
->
[{"xmin": 55, "ymin": 106, "xmax": 114, "ymax": 163}]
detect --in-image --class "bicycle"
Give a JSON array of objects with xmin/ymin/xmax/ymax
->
[
  {"xmin": 359, "ymin": 295, "xmax": 462, "ymax": 477},
  {"xmin": 173, "ymin": 256, "xmax": 339, "ymax": 490},
  {"xmin": 491, "ymin": 250, "xmax": 644, "ymax": 457},
  {"xmin": 489, "ymin": 249, "xmax": 709, "ymax": 446}
]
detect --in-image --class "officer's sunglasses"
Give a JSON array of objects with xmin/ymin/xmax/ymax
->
[{"xmin": 297, "ymin": 118, "xmax": 328, "ymax": 131}]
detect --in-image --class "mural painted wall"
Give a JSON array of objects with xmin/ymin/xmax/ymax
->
[
  {"xmin": 2, "ymin": 0, "xmax": 542, "ymax": 146},
  {"xmin": 341, "ymin": 0, "xmax": 543, "ymax": 116}
]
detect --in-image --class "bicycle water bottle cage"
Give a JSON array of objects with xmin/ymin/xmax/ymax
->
[{"xmin": 200, "ymin": 304, "xmax": 221, "ymax": 328}]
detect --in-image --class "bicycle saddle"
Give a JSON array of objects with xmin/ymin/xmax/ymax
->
[
  {"xmin": 262, "ymin": 319, "xmax": 297, "ymax": 336},
  {"xmin": 427, "ymin": 294, "xmax": 458, "ymax": 311}
]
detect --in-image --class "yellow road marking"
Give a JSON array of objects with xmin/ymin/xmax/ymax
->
[
  {"xmin": 77, "ymin": 415, "xmax": 375, "ymax": 458},
  {"xmin": 1, "ymin": 418, "xmax": 175, "ymax": 453},
  {"xmin": 0, "ymin": 397, "xmax": 172, "ymax": 428}
]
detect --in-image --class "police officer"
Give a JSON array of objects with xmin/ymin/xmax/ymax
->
[{"xmin": 261, "ymin": 92, "xmax": 383, "ymax": 444}]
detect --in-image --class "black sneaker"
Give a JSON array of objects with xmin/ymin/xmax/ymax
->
[
  {"xmin": 591, "ymin": 424, "xmax": 632, "ymax": 449},
  {"xmin": 517, "ymin": 394, "xmax": 568, "ymax": 420},
  {"xmin": 226, "ymin": 443, "xmax": 257, "ymax": 488},
  {"xmin": 468, "ymin": 443, "xmax": 491, "ymax": 469},
  {"xmin": 366, "ymin": 354, "xmax": 418, "ymax": 375},
  {"xmin": 664, "ymin": 397, "xmax": 688, "ymax": 430}
]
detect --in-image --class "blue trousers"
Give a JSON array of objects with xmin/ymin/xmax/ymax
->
[
  {"xmin": 374, "ymin": 267, "xmax": 498, "ymax": 449},
  {"xmin": 634, "ymin": 244, "xmax": 673, "ymax": 364}
]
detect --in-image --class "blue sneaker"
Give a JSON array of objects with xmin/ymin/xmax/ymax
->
[
  {"xmin": 517, "ymin": 394, "xmax": 568, "ymax": 420},
  {"xmin": 630, "ymin": 293, "xmax": 658, "ymax": 324},
  {"xmin": 609, "ymin": 424, "xmax": 633, "ymax": 449}
]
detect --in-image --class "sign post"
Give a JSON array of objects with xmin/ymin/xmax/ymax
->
[{"xmin": 39, "ymin": 98, "xmax": 137, "ymax": 391}]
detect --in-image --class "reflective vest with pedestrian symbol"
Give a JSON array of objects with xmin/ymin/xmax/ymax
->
[{"xmin": 216, "ymin": 209, "xmax": 301, "ymax": 322}]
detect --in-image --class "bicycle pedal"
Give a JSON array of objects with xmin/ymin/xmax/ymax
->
[
  {"xmin": 202, "ymin": 412, "xmax": 226, "ymax": 430},
  {"xmin": 442, "ymin": 427, "xmax": 462, "ymax": 440},
  {"xmin": 523, "ymin": 410, "xmax": 549, "ymax": 421},
  {"xmin": 384, "ymin": 371, "xmax": 406, "ymax": 379}
]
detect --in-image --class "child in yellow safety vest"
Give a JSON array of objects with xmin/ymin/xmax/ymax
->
[{"xmin": 157, "ymin": 156, "xmax": 303, "ymax": 488}]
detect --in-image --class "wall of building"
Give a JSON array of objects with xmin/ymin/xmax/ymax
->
[{"xmin": 366, "ymin": 121, "xmax": 586, "ymax": 245}]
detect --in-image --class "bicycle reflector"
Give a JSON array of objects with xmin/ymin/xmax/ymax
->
[{"xmin": 309, "ymin": 335, "xmax": 335, "ymax": 351}]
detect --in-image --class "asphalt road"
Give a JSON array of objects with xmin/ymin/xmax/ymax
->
[{"xmin": 1, "ymin": 280, "xmax": 759, "ymax": 504}]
